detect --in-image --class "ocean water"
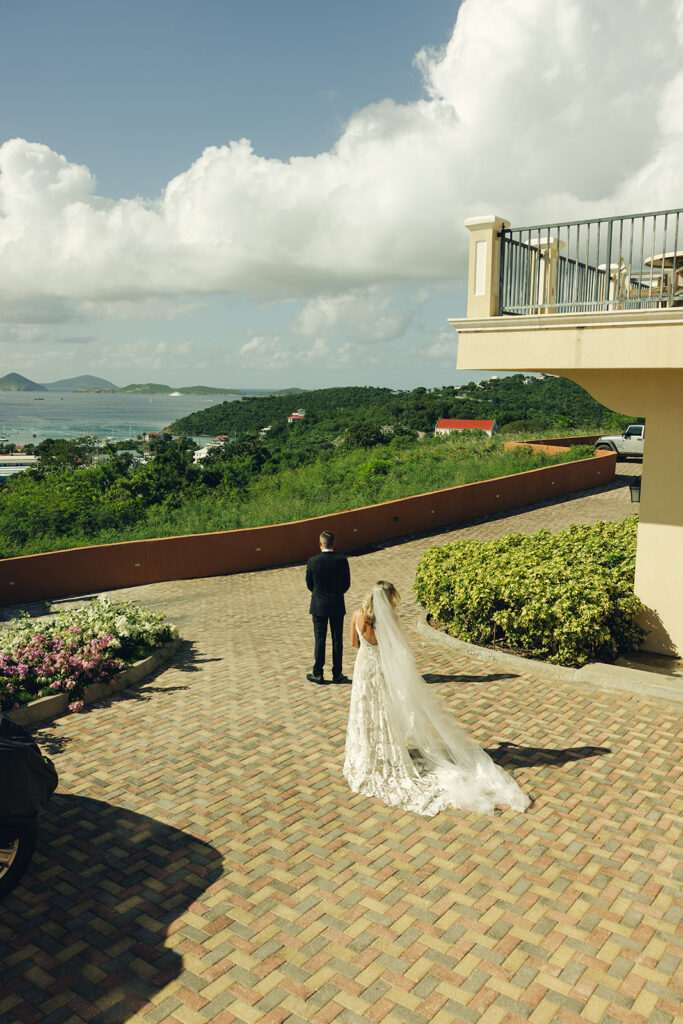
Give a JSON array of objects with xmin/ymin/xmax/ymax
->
[{"xmin": 0, "ymin": 390, "xmax": 241, "ymax": 445}]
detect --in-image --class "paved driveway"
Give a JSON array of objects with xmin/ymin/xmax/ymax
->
[{"xmin": 2, "ymin": 463, "xmax": 681, "ymax": 1024}]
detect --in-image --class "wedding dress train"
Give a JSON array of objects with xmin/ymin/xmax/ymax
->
[{"xmin": 343, "ymin": 590, "xmax": 530, "ymax": 817}]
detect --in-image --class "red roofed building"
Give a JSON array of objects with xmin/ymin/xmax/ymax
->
[{"xmin": 435, "ymin": 418, "xmax": 497, "ymax": 437}]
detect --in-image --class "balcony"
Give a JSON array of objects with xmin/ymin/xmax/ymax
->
[
  {"xmin": 500, "ymin": 208, "xmax": 683, "ymax": 316},
  {"xmin": 449, "ymin": 208, "xmax": 683, "ymax": 660}
]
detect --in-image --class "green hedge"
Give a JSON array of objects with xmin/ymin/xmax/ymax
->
[{"xmin": 414, "ymin": 517, "xmax": 645, "ymax": 667}]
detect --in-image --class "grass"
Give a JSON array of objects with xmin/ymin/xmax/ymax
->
[{"xmin": 1, "ymin": 437, "xmax": 594, "ymax": 557}]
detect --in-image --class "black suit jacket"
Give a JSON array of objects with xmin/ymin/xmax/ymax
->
[{"xmin": 306, "ymin": 551, "xmax": 351, "ymax": 617}]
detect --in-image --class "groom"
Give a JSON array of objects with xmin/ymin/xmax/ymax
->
[{"xmin": 306, "ymin": 530, "xmax": 351, "ymax": 685}]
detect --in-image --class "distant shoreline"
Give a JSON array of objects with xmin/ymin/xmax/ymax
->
[{"xmin": 73, "ymin": 386, "xmax": 244, "ymax": 396}]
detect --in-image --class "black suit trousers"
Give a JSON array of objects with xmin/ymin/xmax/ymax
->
[{"xmin": 312, "ymin": 613, "xmax": 344, "ymax": 679}]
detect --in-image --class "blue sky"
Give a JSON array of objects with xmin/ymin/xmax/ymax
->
[
  {"xmin": 3, "ymin": 1, "xmax": 461, "ymax": 198},
  {"xmin": 1, "ymin": 0, "xmax": 681, "ymax": 389}
]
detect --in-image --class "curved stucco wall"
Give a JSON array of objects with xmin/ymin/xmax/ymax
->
[{"xmin": 0, "ymin": 446, "xmax": 614, "ymax": 606}]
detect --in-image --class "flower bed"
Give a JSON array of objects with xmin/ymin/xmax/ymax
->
[
  {"xmin": 414, "ymin": 517, "xmax": 645, "ymax": 667},
  {"xmin": 0, "ymin": 598, "xmax": 178, "ymax": 713}
]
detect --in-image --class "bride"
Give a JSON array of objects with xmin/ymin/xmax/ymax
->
[{"xmin": 343, "ymin": 581, "xmax": 530, "ymax": 816}]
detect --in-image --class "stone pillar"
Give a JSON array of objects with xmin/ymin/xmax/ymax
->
[
  {"xmin": 464, "ymin": 215, "xmax": 509, "ymax": 318},
  {"xmin": 632, "ymin": 389, "xmax": 683, "ymax": 656}
]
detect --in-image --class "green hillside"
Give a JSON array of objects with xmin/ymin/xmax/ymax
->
[{"xmin": 167, "ymin": 376, "xmax": 641, "ymax": 439}]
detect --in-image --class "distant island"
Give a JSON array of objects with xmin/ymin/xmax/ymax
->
[
  {"xmin": 0, "ymin": 372, "xmax": 48, "ymax": 392},
  {"xmin": 99, "ymin": 383, "xmax": 244, "ymax": 395},
  {"xmin": 0, "ymin": 372, "xmax": 243, "ymax": 395},
  {"xmin": 45, "ymin": 375, "xmax": 118, "ymax": 391}
]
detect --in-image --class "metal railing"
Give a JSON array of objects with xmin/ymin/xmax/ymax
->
[{"xmin": 499, "ymin": 208, "xmax": 683, "ymax": 315}]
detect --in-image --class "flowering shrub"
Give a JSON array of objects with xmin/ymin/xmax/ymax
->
[
  {"xmin": 0, "ymin": 598, "xmax": 178, "ymax": 712},
  {"xmin": 414, "ymin": 517, "xmax": 645, "ymax": 667}
]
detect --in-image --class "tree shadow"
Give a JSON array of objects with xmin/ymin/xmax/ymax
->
[
  {"xmin": 0, "ymin": 593, "xmax": 101, "ymax": 624},
  {"xmin": 25, "ymin": 642, "xmax": 221, "ymax": 754},
  {"xmin": 485, "ymin": 740, "xmax": 611, "ymax": 769},
  {"xmin": 0, "ymin": 792, "xmax": 223, "ymax": 1021},
  {"xmin": 29, "ymin": 725, "xmax": 70, "ymax": 757},
  {"xmin": 0, "ymin": 598, "xmax": 53, "ymax": 623},
  {"xmin": 170, "ymin": 639, "xmax": 222, "ymax": 674},
  {"xmin": 422, "ymin": 672, "xmax": 511, "ymax": 685},
  {"xmin": 634, "ymin": 605, "xmax": 678, "ymax": 659}
]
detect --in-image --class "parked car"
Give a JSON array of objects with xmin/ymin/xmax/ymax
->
[
  {"xmin": 0, "ymin": 714, "xmax": 58, "ymax": 898},
  {"xmin": 594, "ymin": 424, "xmax": 645, "ymax": 460}
]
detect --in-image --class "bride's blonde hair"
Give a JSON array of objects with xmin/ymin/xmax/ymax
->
[{"xmin": 360, "ymin": 580, "xmax": 401, "ymax": 626}]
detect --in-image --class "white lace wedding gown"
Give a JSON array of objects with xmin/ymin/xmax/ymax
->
[{"xmin": 343, "ymin": 593, "xmax": 530, "ymax": 817}]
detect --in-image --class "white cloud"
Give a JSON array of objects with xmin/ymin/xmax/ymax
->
[
  {"xmin": 1, "ymin": 0, "xmax": 682, "ymax": 321},
  {"xmin": 239, "ymin": 335, "xmax": 338, "ymax": 368},
  {"xmin": 424, "ymin": 327, "xmax": 459, "ymax": 361},
  {"xmin": 292, "ymin": 287, "xmax": 414, "ymax": 342},
  {"xmin": 239, "ymin": 333, "xmax": 380, "ymax": 370},
  {"xmin": 89, "ymin": 338, "xmax": 197, "ymax": 375}
]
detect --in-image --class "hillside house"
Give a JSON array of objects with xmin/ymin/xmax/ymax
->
[
  {"xmin": 287, "ymin": 409, "xmax": 305, "ymax": 423},
  {"xmin": 193, "ymin": 443, "xmax": 224, "ymax": 464},
  {"xmin": 449, "ymin": 207, "xmax": 683, "ymax": 657},
  {"xmin": 435, "ymin": 418, "xmax": 497, "ymax": 437}
]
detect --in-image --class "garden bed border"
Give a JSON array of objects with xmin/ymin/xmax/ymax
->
[
  {"xmin": 417, "ymin": 615, "xmax": 682, "ymax": 704},
  {"xmin": 7, "ymin": 638, "xmax": 181, "ymax": 727}
]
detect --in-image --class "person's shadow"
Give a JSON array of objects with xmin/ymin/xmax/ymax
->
[
  {"xmin": 0, "ymin": 793, "xmax": 223, "ymax": 1021},
  {"xmin": 486, "ymin": 740, "xmax": 611, "ymax": 768}
]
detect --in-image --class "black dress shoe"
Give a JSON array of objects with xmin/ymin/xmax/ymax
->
[
  {"xmin": 307, "ymin": 673, "xmax": 328, "ymax": 684},
  {"xmin": 332, "ymin": 674, "xmax": 351, "ymax": 684}
]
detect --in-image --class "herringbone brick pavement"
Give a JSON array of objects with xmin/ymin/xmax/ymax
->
[{"xmin": 2, "ymin": 464, "xmax": 681, "ymax": 1024}]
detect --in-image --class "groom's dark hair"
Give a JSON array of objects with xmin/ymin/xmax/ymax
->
[{"xmin": 319, "ymin": 530, "xmax": 335, "ymax": 549}]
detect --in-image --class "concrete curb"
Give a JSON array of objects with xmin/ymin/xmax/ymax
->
[
  {"xmin": 7, "ymin": 638, "xmax": 181, "ymax": 728},
  {"xmin": 416, "ymin": 615, "xmax": 682, "ymax": 704}
]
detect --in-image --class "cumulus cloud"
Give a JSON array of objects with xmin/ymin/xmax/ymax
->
[
  {"xmin": 1, "ymin": 0, "xmax": 682, "ymax": 320},
  {"xmin": 292, "ymin": 287, "xmax": 414, "ymax": 342}
]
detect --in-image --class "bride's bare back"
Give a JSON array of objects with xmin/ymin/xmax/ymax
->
[{"xmin": 350, "ymin": 608, "xmax": 377, "ymax": 648}]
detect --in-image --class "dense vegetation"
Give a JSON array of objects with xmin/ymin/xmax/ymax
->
[
  {"xmin": 414, "ymin": 518, "xmax": 645, "ymax": 667},
  {"xmin": 168, "ymin": 375, "xmax": 640, "ymax": 439},
  {"xmin": 1, "ymin": 376, "xmax": 629, "ymax": 558},
  {"xmin": 0, "ymin": 432, "xmax": 592, "ymax": 558}
]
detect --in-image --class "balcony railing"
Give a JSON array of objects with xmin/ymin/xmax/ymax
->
[{"xmin": 499, "ymin": 208, "xmax": 683, "ymax": 315}]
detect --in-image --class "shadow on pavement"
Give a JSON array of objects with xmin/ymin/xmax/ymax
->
[
  {"xmin": 422, "ymin": 672, "xmax": 511, "ymax": 685},
  {"xmin": 170, "ymin": 639, "xmax": 223, "ymax": 673},
  {"xmin": 486, "ymin": 740, "xmax": 611, "ymax": 769},
  {"xmin": 0, "ymin": 793, "xmax": 223, "ymax": 1022}
]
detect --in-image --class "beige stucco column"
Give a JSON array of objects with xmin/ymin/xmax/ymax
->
[
  {"xmin": 565, "ymin": 368, "xmax": 683, "ymax": 657},
  {"xmin": 465, "ymin": 215, "xmax": 509, "ymax": 318}
]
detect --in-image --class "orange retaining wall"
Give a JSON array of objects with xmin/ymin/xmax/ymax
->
[{"xmin": 0, "ymin": 447, "xmax": 615, "ymax": 606}]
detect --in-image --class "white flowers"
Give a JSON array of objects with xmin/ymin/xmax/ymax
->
[{"xmin": 1, "ymin": 597, "xmax": 178, "ymax": 659}]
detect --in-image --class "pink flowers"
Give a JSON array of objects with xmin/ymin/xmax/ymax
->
[
  {"xmin": 1, "ymin": 598, "xmax": 177, "ymax": 714},
  {"xmin": 0, "ymin": 631, "xmax": 131, "ymax": 712}
]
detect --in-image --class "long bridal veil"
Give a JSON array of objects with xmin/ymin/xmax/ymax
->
[{"xmin": 372, "ymin": 588, "xmax": 530, "ymax": 814}]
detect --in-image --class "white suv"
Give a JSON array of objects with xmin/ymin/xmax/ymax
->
[{"xmin": 594, "ymin": 424, "xmax": 644, "ymax": 460}]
